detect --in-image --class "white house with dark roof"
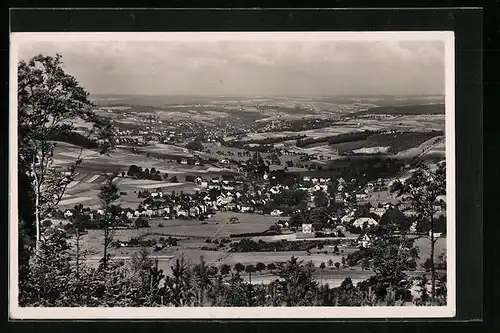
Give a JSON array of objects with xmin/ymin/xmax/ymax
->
[
  {"xmin": 63, "ymin": 209, "xmax": 73, "ymax": 218},
  {"xmin": 353, "ymin": 217, "xmax": 378, "ymax": 229}
]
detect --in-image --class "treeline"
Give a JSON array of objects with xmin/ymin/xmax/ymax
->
[
  {"xmin": 370, "ymin": 130, "xmax": 443, "ymax": 154},
  {"xmin": 352, "ymin": 103, "xmax": 445, "ymax": 116},
  {"xmin": 296, "ymin": 130, "xmax": 380, "ymax": 148},
  {"xmin": 48, "ymin": 129, "xmax": 100, "ymax": 149},
  {"xmin": 225, "ymin": 135, "xmax": 306, "ymax": 148},
  {"xmin": 229, "ymin": 239, "xmax": 341, "ymax": 253},
  {"xmin": 254, "ymin": 118, "xmax": 342, "ymax": 133},
  {"xmin": 229, "ymin": 225, "xmax": 282, "ymax": 238},
  {"xmin": 112, "ymin": 235, "xmax": 179, "ymax": 250},
  {"xmin": 20, "ymin": 230, "xmax": 446, "ymax": 307},
  {"xmin": 333, "ymin": 131, "xmax": 444, "ymax": 156},
  {"xmin": 338, "ymin": 157, "xmax": 405, "ymax": 183},
  {"xmin": 127, "ymin": 165, "xmax": 168, "ymax": 181}
]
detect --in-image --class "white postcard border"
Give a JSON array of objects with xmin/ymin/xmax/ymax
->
[{"xmin": 9, "ymin": 31, "xmax": 456, "ymax": 319}]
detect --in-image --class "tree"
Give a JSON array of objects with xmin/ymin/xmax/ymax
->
[
  {"xmin": 233, "ymin": 263, "xmax": 245, "ymax": 274},
  {"xmin": 98, "ymin": 173, "xmax": 121, "ymax": 271},
  {"xmin": 256, "ymin": 262, "xmax": 266, "ymax": 274},
  {"xmin": 379, "ymin": 208, "xmax": 411, "ymax": 232},
  {"xmin": 266, "ymin": 263, "xmax": 276, "ymax": 272},
  {"xmin": 320, "ymin": 262, "xmax": 326, "ymax": 270},
  {"xmin": 334, "ymin": 262, "xmax": 341, "ymax": 270},
  {"xmin": 166, "ymin": 256, "xmax": 196, "ymax": 306},
  {"xmin": 193, "ymin": 257, "xmax": 212, "ymax": 305},
  {"xmin": 327, "ymin": 259, "xmax": 334, "ymax": 267},
  {"xmin": 361, "ymin": 258, "xmax": 370, "ymax": 271},
  {"xmin": 313, "ymin": 190, "xmax": 329, "ymax": 208},
  {"xmin": 17, "ymin": 54, "xmax": 113, "ymax": 255},
  {"xmin": 391, "ymin": 162, "xmax": 446, "ymax": 301},
  {"xmin": 135, "ymin": 217, "xmax": 149, "ymax": 228},
  {"xmin": 417, "ymin": 273, "xmax": 430, "ymax": 304},
  {"xmin": 186, "ymin": 140, "xmax": 203, "ymax": 151},
  {"xmin": 220, "ymin": 264, "xmax": 231, "ymax": 276},
  {"xmin": 276, "ymin": 256, "xmax": 318, "ymax": 306},
  {"xmin": 245, "ymin": 264, "xmax": 256, "ymax": 283},
  {"xmin": 358, "ymin": 221, "xmax": 420, "ymax": 300}
]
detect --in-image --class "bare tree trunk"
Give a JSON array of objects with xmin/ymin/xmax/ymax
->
[
  {"xmin": 103, "ymin": 225, "xmax": 109, "ymax": 272},
  {"xmin": 32, "ymin": 154, "xmax": 40, "ymax": 255},
  {"xmin": 430, "ymin": 214, "xmax": 436, "ymax": 302},
  {"xmin": 76, "ymin": 228, "xmax": 80, "ymax": 278}
]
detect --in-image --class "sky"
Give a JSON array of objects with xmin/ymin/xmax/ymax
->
[{"xmin": 17, "ymin": 39, "xmax": 445, "ymax": 97}]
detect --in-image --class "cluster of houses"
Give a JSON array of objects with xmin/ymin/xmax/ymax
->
[{"xmin": 59, "ymin": 156, "xmax": 446, "ymax": 243}]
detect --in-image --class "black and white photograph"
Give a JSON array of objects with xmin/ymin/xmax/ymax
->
[{"xmin": 9, "ymin": 31, "xmax": 455, "ymax": 319}]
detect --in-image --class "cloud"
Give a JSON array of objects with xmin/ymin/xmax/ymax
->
[{"xmin": 16, "ymin": 39, "xmax": 445, "ymax": 96}]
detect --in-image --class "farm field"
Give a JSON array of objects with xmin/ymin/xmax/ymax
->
[
  {"xmin": 414, "ymin": 237, "xmax": 447, "ymax": 265},
  {"xmin": 59, "ymin": 175, "xmax": 193, "ymax": 209},
  {"xmin": 229, "ymin": 114, "xmax": 444, "ymax": 144},
  {"xmin": 144, "ymin": 212, "xmax": 282, "ymax": 239}
]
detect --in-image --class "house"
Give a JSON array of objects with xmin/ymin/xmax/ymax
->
[
  {"xmin": 352, "ymin": 217, "xmax": 378, "ymax": 230},
  {"xmin": 201, "ymin": 181, "xmax": 209, "ymax": 188},
  {"xmin": 341, "ymin": 214, "xmax": 354, "ymax": 224},
  {"xmin": 126, "ymin": 211, "xmax": 134, "ymax": 220},
  {"xmin": 355, "ymin": 193, "xmax": 368, "ymax": 200},
  {"xmin": 177, "ymin": 210, "xmax": 188, "ymax": 218},
  {"xmin": 189, "ymin": 206, "xmax": 200, "ymax": 216},
  {"xmin": 301, "ymin": 223, "xmax": 313, "ymax": 234},
  {"xmin": 335, "ymin": 225, "xmax": 347, "ymax": 235},
  {"xmin": 358, "ymin": 234, "xmax": 372, "ymax": 248},
  {"xmin": 429, "ymin": 231, "xmax": 443, "ymax": 238},
  {"xmin": 310, "ymin": 184, "xmax": 322, "ymax": 192},
  {"xmin": 270, "ymin": 209, "xmax": 283, "ymax": 216},
  {"xmin": 370, "ymin": 207, "xmax": 387, "ymax": 217},
  {"xmin": 269, "ymin": 186, "xmax": 280, "ymax": 194},
  {"xmin": 97, "ymin": 209, "xmax": 105, "ymax": 215},
  {"xmin": 226, "ymin": 203, "xmax": 237, "ymax": 211},
  {"xmin": 240, "ymin": 206, "xmax": 253, "ymax": 213},
  {"xmin": 64, "ymin": 210, "xmax": 73, "ymax": 218},
  {"xmin": 180, "ymin": 158, "xmax": 188, "ymax": 165}
]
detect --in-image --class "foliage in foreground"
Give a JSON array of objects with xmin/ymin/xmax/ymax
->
[{"xmin": 19, "ymin": 228, "xmax": 447, "ymax": 307}]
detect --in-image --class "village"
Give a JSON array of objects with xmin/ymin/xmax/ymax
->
[{"xmin": 56, "ymin": 159, "xmax": 446, "ymax": 249}]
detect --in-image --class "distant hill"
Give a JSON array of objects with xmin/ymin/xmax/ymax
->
[{"xmin": 351, "ymin": 103, "xmax": 445, "ymax": 116}]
